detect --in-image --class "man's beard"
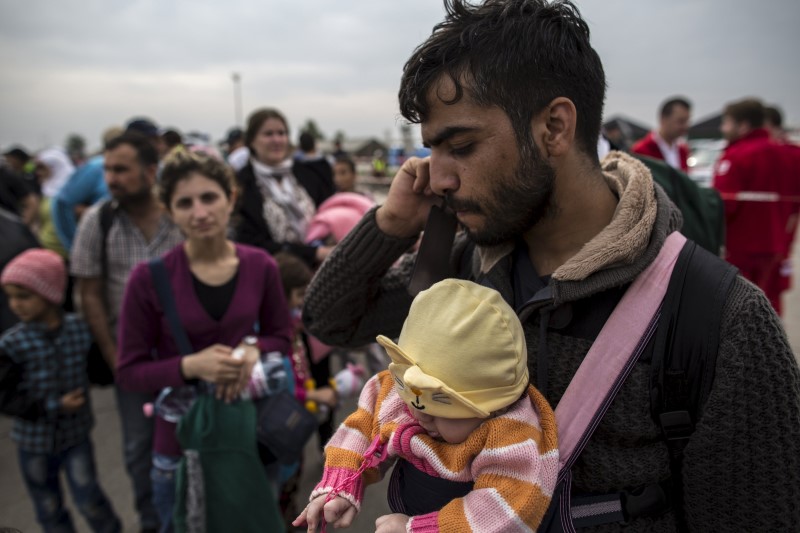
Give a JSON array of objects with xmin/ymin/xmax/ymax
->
[
  {"xmin": 445, "ymin": 139, "xmax": 556, "ymax": 246},
  {"xmin": 111, "ymin": 179, "xmax": 153, "ymax": 207},
  {"xmin": 115, "ymin": 188, "xmax": 153, "ymax": 207}
]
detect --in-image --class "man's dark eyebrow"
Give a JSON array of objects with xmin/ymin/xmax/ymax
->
[{"xmin": 423, "ymin": 126, "xmax": 478, "ymax": 148}]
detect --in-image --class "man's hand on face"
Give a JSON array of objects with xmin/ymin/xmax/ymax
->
[{"xmin": 376, "ymin": 157, "xmax": 441, "ymax": 238}]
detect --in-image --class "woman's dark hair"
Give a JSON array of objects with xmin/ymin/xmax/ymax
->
[
  {"xmin": 159, "ymin": 150, "xmax": 236, "ymax": 207},
  {"xmin": 399, "ymin": 0, "xmax": 606, "ymax": 162},
  {"xmin": 244, "ymin": 108, "xmax": 289, "ymax": 152}
]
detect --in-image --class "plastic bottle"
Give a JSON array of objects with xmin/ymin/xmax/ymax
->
[{"xmin": 143, "ymin": 386, "xmax": 197, "ymax": 423}]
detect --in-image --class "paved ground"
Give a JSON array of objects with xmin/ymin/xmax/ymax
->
[{"xmin": 2, "ymin": 232, "xmax": 798, "ymax": 533}]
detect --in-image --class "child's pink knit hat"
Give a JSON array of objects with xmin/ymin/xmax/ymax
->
[{"xmin": 1, "ymin": 249, "xmax": 66, "ymax": 305}]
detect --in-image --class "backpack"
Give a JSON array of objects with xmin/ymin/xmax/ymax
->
[
  {"xmin": 85, "ymin": 200, "xmax": 116, "ymax": 386},
  {"xmin": 411, "ymin": 207, "xmax": 738, "ymax": 529},
  {"xmin": 647, "ymin": 239, "xmax": 738, "ymax": 529},
  {"xmin": 635, "ymin": 154, "xmax": 725, "ymax": 256},
  {"xmin": 546, "ymin": 239, "xmax": 738, "ymax": 531}
]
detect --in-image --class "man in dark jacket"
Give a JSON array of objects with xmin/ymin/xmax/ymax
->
[
  {"xmin": 303, "ymin": 1, "xmax": 800, "ymax": 531},
  {"xmin": 0, "ymin": 203, "xmax": 39, "ymax": 333}
]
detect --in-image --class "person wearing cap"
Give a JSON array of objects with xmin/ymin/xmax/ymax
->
[
  {"xmin": 125, "ymin": 117, "xmax": 165, "ymax": 163},
  {"xmin": 295, "ymin": 279, "xmax": 558, "ymax": 533},
  {"xmin": 0, "ymin": 249, "xmax": 121, "ymax": 532}
]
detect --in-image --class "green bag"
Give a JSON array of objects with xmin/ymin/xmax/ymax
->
[
  {"xmin": 174, "ymin": 395, "xmax": 285, "ymax": 533},
  {"xmin": 634, "ymin": 154, "xmax": 725, "ymax": 256}
]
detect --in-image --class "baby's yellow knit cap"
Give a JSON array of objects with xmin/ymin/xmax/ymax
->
[{"xmin": 377, "ymin": 279, "xmax": 529, "ymax": 418}]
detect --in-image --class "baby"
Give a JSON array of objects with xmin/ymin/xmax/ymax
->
[{"xmin": 294, "ymin": 279, "xmax": 559, "ymax": 532}]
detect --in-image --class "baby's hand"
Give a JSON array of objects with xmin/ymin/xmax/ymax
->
[
  {"xmin": 59, "ymin": 388, "xmax": 85, "ymax": 413},
  {"xmin": 375, "ymin": 513, "xmax": 410, "ymax": 533},
  {"xmin": 293, "ymin": 494, "xmax": 357, "ymax": 531}
]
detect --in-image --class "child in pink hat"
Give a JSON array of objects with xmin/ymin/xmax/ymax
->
[{"xmin": 0, "ymin": 248, "xmax": 121, "ymax": 532}]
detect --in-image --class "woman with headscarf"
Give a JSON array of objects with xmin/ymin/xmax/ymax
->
[
  {"xmin": 234, "ymin": 108, "xmax": 335, "ymax": 267},
  {"xmin": 33, "ymin": 148, "xmax": 74, "ymax": 258}
]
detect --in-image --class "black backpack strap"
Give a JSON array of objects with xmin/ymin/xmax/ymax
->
[
  {"xmin": 98, "ymin": 200, "xmax": 116, "ymax": 279},
  {"xmin": 649, "ymin": 239, "xmax": 738, "ymax": 530},
  {"xmin": 148, "ymin": 258, "xmax": 194, "ymax": 356}
]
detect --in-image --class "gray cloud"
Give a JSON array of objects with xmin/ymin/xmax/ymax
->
[{"xmin": 1, "ymin": 0, "xmax": 798, "ymax": 152}]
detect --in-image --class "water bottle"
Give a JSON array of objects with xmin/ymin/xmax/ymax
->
[{"xmin": 149, "ymin": 386, "xmax": 197, "ymax": 423}]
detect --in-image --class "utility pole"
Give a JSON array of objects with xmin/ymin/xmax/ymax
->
[{"xmin": 232, "ymin": 72, "xmax": 243, "ymax": 126}]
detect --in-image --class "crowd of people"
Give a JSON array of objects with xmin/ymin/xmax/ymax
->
[
  {"xmin": 624, "ymin": 96, "xmax": 800, "ymax": 316},
  {"xmin": 1, "ymin": 0, "xmax": 800, "ymax": 532},
  {"xmin": 0, "ymin": 109, "xmax": 376, "ymax": 533}
]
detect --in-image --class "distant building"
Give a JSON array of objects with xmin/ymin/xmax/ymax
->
[
  {"xmin": 602, "ymin": 115, "xmax": 651, "ymax": 150},
  {"xmin": 689, "ymin": 114, "xmax": 723, "ymax": 140},
  {"xmin": 319, "ymin": 138, "xmax": 389, "ymax": 159}
]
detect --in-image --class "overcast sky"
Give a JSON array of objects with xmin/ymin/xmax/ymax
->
[{"xmin": 1, "ymin": 0, "xmax": 798, "ymax": 153}]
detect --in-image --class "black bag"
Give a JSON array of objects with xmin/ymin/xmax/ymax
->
[
  {"xmin": 86, "ymin": 201, "xmax": 117, "ymax": 386},
  {"xmin": 86, "ymin": 342, "xmax": 114, "ymax": 386},
  {"xmin": 255, "ymin": 390, "xmax": 318, "ymax": 465}
]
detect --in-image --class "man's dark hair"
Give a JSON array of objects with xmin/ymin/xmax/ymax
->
[
  {"xmin": 226, "ymin": 127, "xmax": 244, "ymax": 145},
  {"xmin": 299, "ymin": 131, "xmax": 316, "ymax": 153},
  {"xmin": 125, "ymin": 117, "xmax": 159, "ymax": 138},
  {"xmin": 399, "ymin": 0, "xmax": 606, "ymax": 161},
  {"xmin": 334, "ymin": 155, "xmax": 356, "ymax": 174},
  {"xmin": 723, "ymin": 98, "xmax": 765, "ymax": 129},
  {"xmin": 660, "ymin": 97, "xmax": 692, "ymax": 118},
  {"xmin": 104, "ymin": 132, "xmax": 159, "ymax": 167},
  {"xmin": 764, "ymin": 105, "xmax": 783, "ymax": 128},
  {"xmin": 161, "ymin": 129, "xmax": 183, "ymax": 149}
]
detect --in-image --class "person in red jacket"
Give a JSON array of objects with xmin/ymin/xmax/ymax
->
[
  {"xmin": 712, "ymin": 98, "xmax": 800, "ymax": 315},
  {"xmin": 764, "ymin": 104, "xmax": 800, "ymax": 304},
  {"xmin": 631, "ymin": 97, "xmax": 692, "ymax": 172}
]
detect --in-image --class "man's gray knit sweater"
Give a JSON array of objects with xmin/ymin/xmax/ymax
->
[{"xmin": 303, "ymin": 153, "xmax": 800, "ymax": 531}]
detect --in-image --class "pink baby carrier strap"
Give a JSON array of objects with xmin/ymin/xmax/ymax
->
[{"xmin": 554, "ymin": 231, "xmax": 687, "ymax": 468}]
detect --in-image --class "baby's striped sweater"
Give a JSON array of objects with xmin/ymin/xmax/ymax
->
[{"xmin": 312, "ymin": 371, "xmax": 559, "ymax": 532}]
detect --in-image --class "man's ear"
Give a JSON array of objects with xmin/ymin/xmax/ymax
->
[
  {"xmin": 532, "ymin": 97, "xmax": 577, "ymax": 158},
  {"xmin": 145, "ymin": 164, "xmax": 159, "ymax": 187}
]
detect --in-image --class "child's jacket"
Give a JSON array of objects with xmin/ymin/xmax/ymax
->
[
  {"xmin": 313, "ymin": 371, "xmax": 559, "ymax": 532},
  {"xmin": 0, "ymin": 314, "xmax": 93, "ymax": 453}
]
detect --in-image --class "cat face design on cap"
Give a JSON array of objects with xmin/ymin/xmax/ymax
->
[{"xmin": 391, "ymin": 368, "xmax": 453, "ymax": 413}]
